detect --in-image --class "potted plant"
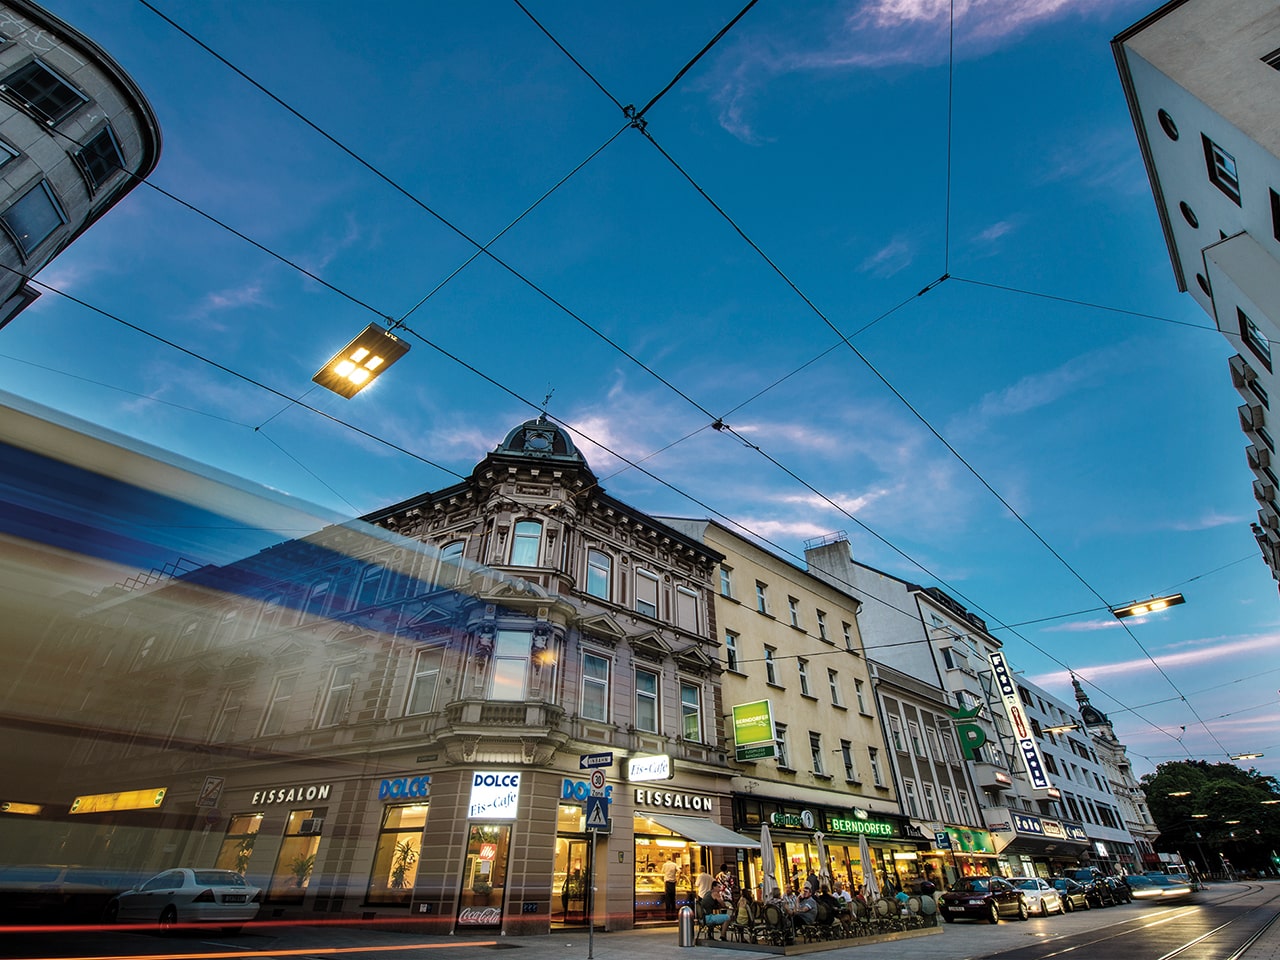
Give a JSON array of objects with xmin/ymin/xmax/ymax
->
[
  {"xmin": 389, "ymin": 839, "xmax": 418, "ymax": 889},
  {"xmin": 289, "ymin": 853, "xmax": 316, "ymax": 889}
]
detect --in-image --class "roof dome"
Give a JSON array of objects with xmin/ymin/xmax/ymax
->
[{"xmin": 496, "ymin": 415, "xmax": 582, "ymax": 461}]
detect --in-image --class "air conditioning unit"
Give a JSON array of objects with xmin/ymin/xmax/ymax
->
[
  {"xmin": 1230, "ymin": 353, "xmax": 1258, "ymax": 388},
  {"xmin": 299, "ymin": 817, "xmax": 324, "ymax": 835}
]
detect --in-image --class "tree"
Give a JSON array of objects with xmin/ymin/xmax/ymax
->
[{"xmin": 1141, "ymin": 761, "xmax": 1280, "ymax": 875}]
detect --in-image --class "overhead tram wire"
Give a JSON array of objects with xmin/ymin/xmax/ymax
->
[{"xmin": 130, "ymin": 5, "xmax": 1220, "ymax": 749}]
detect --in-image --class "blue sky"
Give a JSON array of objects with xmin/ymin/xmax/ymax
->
[{"xmin": 8, "ymin": 0, "xmax": 1278, "ymax": 780}]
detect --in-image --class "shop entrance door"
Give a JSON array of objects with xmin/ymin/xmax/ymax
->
[{"xmin": 554, "ymin": 837, "xmax": 590, "ymax": 924}]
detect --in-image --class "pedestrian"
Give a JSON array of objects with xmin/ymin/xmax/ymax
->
[{"xmin": 663, "ymin": 854, "xmax": 679, "ymax": 920}]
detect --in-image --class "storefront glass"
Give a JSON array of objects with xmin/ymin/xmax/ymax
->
[
  {"xmin": 554, "ymin": 803, "xmax": 589, "ymax": 924},
  {"xmin": 214, "ymin": 812, "xmax": 263, "ymax": 875},
  {"xmin": 457, "ymin": 823, "xmax": 510, "ymax": 928},
  {"xmin": 268, "ymin": 808, "xmax": 322, "ymax": 902},
  {"xmin": 634, "ymin": 814, "xmax": 702, "ymax": 922},
  {"xmin": 366, "ymin": 802, "xmax": 429, "ymax": 905}
]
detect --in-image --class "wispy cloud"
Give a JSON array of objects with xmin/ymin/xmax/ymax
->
[
  {"xmin": 1044, "ymin": 618, "xmax": 1123, "ymax": 633},
  {"xmin": 859, "ymin": 238, "xmax": 915, "ymax": 278},
  {"xmin": 1167, "ymin": 510, "xmax": 1243, "ymax": 532},
  {"xmin": 1030, "ymin": 633, "xmax": 1280, "ymax": 687},
  {"xmin": 189, "ymin": 282, "xmax": 268, "ymax": 324}
]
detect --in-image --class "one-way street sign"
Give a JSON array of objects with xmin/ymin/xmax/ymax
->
[{"xmin": 579, "ymin": 751, "xmax": 614, "ymax": 770}]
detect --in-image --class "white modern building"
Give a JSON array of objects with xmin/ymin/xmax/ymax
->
[{"xmin": 1114, "ymin": 0, "xmax": 1280, "ymax": 584}]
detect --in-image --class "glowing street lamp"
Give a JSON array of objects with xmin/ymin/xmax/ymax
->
[
  {"xmin": 1168, "ymin": 790, "xmax": 1192, "ymax": 797},
  {"xmin": 1230, "ymin": 753, "xmax": 1264, "ymax": 760},
  {"xmin": 1111, "ymin": 593, "xmax": 1185, "ymax": 620},
  {"xmin": 312, "ymin": 323, "xmax": 409, "ymax": 398},
  {"xmin": 1043, "ymin": 723, "xmax": 1081, "ymax": 734}
]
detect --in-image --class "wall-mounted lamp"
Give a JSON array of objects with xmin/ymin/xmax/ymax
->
[
  {"xmin": 313, "ymin": 323, "xmax": 409, "ymax": 398},
  {"xmin": 1111, "ymin": 593, "xmax": 1185, "ymax": 619}
]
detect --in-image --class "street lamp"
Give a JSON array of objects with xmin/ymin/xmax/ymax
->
[
  {"xmin": 1043, "ymin": 723, "xmax": 1081, "ymax": 734},
  {"xmin": 313, "ymin": 323, "xmax": 410, "ymax": 398},
  {"xmin": 1111, "ymin": 593, "xmax": 1185, "ymax": 619},
  {"xmin": 1230, "ymin": 753, "xmax": 1264, "ymax": 760},
  {"xmin": 1168, "ymin": 791, "xmax": 1191, "ymax": 797}
]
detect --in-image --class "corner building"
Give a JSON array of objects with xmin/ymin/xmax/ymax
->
[{"xmin": 4, "ymin": 410, "xmax": 743, "ymax": 935}]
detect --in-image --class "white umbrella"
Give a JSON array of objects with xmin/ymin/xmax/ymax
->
[
  {"xmin": 759, "ymin": 822, "xmax": 780, "ymax": 899},
  {"xmin": 813, "ymin": 831, "xmax": 831, "ymax": 888},
  {"xmin": 858, "ymin": 834, "xmax": 880, "ymax": 901}
]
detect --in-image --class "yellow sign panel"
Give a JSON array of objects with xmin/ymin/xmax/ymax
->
[
  {"xmin": 69, "ymin": 787, "xmax": 167, "ymax": 814},
  {"xmin": 1, "ymin": 801, "xmax": 43, "ymax": 815}
]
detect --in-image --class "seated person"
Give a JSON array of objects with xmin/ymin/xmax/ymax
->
[
  {"xmin": 789, "ymin": 883, "xmax": 819, "ymax": 928},
  {"xmin": 699, "ymin": 881, "xmax": 731, "ymax": 939}
]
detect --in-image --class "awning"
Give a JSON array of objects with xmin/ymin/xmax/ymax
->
[{"xmin": 642, "ymin": 813, "xmax": 760, "ymax": 848}]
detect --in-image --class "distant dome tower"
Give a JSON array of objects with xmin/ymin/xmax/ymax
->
[
  {"xmin": 0, "ymin": 0, "xmax": 160, "ymax": 328},
  {"xmin": 1073, "ymin": 675, "xmax": 1114, "ymax": 740}
]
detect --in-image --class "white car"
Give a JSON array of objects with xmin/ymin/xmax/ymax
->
[
  {"xmin": 1010, "ymin": 877, "xmax": 1064, "ymax": 916},
  {"xmin": 105, "ymin": 868, "xmax": 260, "ymax": 932}
]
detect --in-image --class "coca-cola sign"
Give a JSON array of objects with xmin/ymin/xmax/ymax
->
[{"xmin": 458, "ymin": 906, "xmax": 502, "ymax": 925}]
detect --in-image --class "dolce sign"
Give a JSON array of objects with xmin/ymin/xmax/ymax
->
[
  {"xmin": 468, "ymin": 771, "xmax": 521, "ymax": 819},
  {"xmin": 379, "ymin": 775, "xmax": 431, "ymax": 800},
  {"xmin": 562, "ymin": 779, "xmax": 614, "ymax": 803}
]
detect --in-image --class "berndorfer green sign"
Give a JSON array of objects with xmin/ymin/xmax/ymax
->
[{"xmin": 732, "ymin": 699, "xmax": 776, "ymax": 762}]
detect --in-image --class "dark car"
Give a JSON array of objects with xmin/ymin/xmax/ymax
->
[
  {"xmin": 1063, "ymin": 868, "xmax": 1114, "ymax": 908},
  {"xmin": 938, "ymin": 876, "xmax": 1029, "ymax": 924},
  {"xmin": 1126, "ymin": 874, "xmax": 1193, "ymax": 903},
  {"xmin": 1102, "ymin": 875, "xmax": 1132, "ymax": 904},
  {"xmin": 1050, "ymin": 877, "xmax": 1092, "ymax": 912}
]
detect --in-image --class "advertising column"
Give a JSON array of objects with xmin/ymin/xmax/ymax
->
[{"xmin": 458, "ymin": 771, "xmax": 521, "ymax": 929}]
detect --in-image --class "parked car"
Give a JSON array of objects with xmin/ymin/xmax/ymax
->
[
  {"xmin": 1051, "ymin": 877, "xmax": 1092, "ymax": 912},
  {"xmin": 1125, "ymin": 874, "xmax": 1194, "ymax": 903},
  {"xmin": 1103, "ymin": 875, "xmax": 1132, "ymax": 904},
  {"xmin": 938, "ymin": 876, "xmax": 1029, "ymax": 924},
  {"xmin": 1062, "ymin": 868, "xmax": 1115, "ymax": 907},
  {"xmin": 105, "ymin": 868, "xmax": 260, "ymax": 933},
  {"xmin": 1010, "ymin": 877, "xmax": 1064, "ymax": 915}
]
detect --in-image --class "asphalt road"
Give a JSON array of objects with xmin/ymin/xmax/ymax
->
[{"xmin": 2, "ymin": 881, "xmax": 1277, "ymax": 960}]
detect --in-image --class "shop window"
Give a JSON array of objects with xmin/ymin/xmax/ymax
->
[
  {"xmin": 635, "ymin": 668, "xmax": 659, "ymax": 733},
  {"xmin": 581, "ymin": 651, "xmax": 610, "ymax": 721},
  {"xmin": 214, "ymin": 813, "xmax": 263, "ymax": 874},
  {"xmin": 457, "ymin": 824, "xmax": 510, "ymax": 927},
  {"xmin": 586, "ymin": 549, "xmax": 611, "ymax": 599},
  {"xmin": 406, "ymin": 646, "xmax": 444, "ymax": 715},
  {"xmin": 268, "ymin": 808, "xmax": 323, "ymax": 902},
  {"xmin": 366, "ymin": 803, "xmax": 429, "ymax": 905},
  {"xmin": 680, "ymin": 681, "xmax": 702, "ymax": 741},
  {"xmin": 511, "ymin": 520, "xmax": 542, "ymax": 566}
]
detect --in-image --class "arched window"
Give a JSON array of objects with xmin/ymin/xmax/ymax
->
[
  {"xmin": 586, "ymin": 549, "xmax": 611, "ymax": 599},
  {"xmin": 511, "ymin": 521, "xmax": 542, "ymax": 566},
  {"xmin": 438, "ymin": 540, "xmax": 464, "ymax": 585}
]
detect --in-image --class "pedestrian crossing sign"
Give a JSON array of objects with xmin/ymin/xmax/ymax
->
[{"xmin": 585, "ymin": 795, "xmax": 611, "ymax": 832}]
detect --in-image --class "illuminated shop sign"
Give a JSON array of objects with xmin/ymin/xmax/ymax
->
[
  {"xmin": 1012, "ymin": 813, "xmax": 1044, "ymax": 835},
  {"xmin": 827, "ymin": 815, "xmax": 896, "ymax": 837},
  {"xmin": 628, "ymin": 754, "xmax": 673, "ymax": 782},
  {"xmin": 379, "ymin": 775, "xmax": 431, "ymax": 800},
  {"xmin": 732, "ymin": 700, "xmax": 777, "ymax": 761},
  {"xmin": 251, "ymin": 783, "xmax": 332, "ymax": 805},
  {"xmin": 944, "ymin": 826, "xmax": 994, "ymax": 854},
  {"xmin": 770, "ymin": 810, "xmax": 816, "ymax": 829},
  {"xmin": 469, "ymin": 771, "xmax": 521, "ymax": 819},
  {"xmin": 633, "ymin": 788, "xmax": 711, "ymax": 811},
  {"xmin": 1041, "ymin": 819, "xmax": 1066, "ymax": 839},
  {"xmin": 69, "ymin": 787, "xmax": 167, "ymax": 814},
  {"xmin": 988, "ymin": 652, "xmax": 1053, "ymax": 791},
  {"xmin": 1065, "ymin": 824, "xmax": 1088, "ymax": 842},
  {"xmin": 562, "ymin": 779, "xmax": 614, "ymax": 803}
]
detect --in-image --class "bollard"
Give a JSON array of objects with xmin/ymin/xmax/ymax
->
[{"xmin": 678, "ymin": 905, "xmax": 695, "ymax": 947}]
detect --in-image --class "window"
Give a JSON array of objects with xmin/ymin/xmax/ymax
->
[
  {"xmin": 827, "ymin": 669, "xmax": 842, "ymax": 706},
  {"xmin": 1264, "ymin": 46, "xmax": 1280, "ymax": 70},
  {"xmin": 1202, "ymin": 134, "xmax": 1242, "ymax": 205},
  {"xmin": 680, "ymin": 682, "xmax": 702, "ymax": 741},
  {"xmin": 775, "ymin": 722, "xmax": 790, "ymax": 768},
  {"xmin": 1017, "ymin": 685, "xmax": 1032, "ymax": 706},
  {"xmin": 842, "ymin": 622, "xmax": 853, "ymax": 649},
  {"xmin": 923, "ymin": 783, "xmax": 939, "ymax": 818},
  {"xmin": 809, "ymin": 732, "xmax": 825, "ymax": 775},
  {"xmin": 0, "ymin": 59, "xmax": 87, "ymax": 125},
  {"xmin": 366, "ymin": 803, "xmax": 429, "ymax": 905},
  {"xmin": 764, "ymin": 645, "xmax": 779, "ymax": 685},
  {"xmin": 816, "ymin": 610, "xmax": 828, "ymax": 640},
  {"xmin": 797, "ymin": 658, "xmax": 812, "ymax": 696},
  {"xmin": 925, "ymin": 727, "xmax": 941, "ymax": 759},
  {"xmin": 840, "ymin": 740, "xmax": 857, "ymax": 781},
  {"xmin": 356, "ymin": 566, "xmax": 384, "ymax": 607},
  {"xmin": 959, "ymin": 791, "xmax": 975, "ymax": 824},
  {"xmin": 854, "ymin": 678, "xmax": 868, "ymax": 713},
  {"xmin": 490, "ymin": 629, "xmax": 533, "ymax": 700},
  {"xmin": 635, "ymin": 668, "xmax": 659, "ymax": 732},
  {"xmin": 74, "ymin": 124, "xmax": 125, "ymax": 192},
  {"xmin": 903, "ymin": 779, "xmax": 920, "ymax": 816},
  {"xmin": 755, "ymin": 581, "xmax": 768, "ymax": 614},
  {"xmin": 1240, "ymin": 308, "xmax": 1273, "ymax": 372},
  {"xmin": 1044, "ymin": 754, "xmax": 1060, "ymax": 775},
  {"xmin": 889, "ymin": 717, "xmax": 905, "ymax": 752},
  {"xmin": 787, "ymin": 596, "xmax": 800, "ymax": 627},
  {"xmin": 940, "ymin": 731, "xmax": 956, "ymax": 763},
  {"xmin": 586, "ymin": 549, "xmax": 611, "ymax": 599},
  {"xmin": 724, "ymin": 630, "xmax": 739, "ymax": 671},
  {"xmin": 511, "ymin": 520, "xmax": 542, "ymax": 566},
  {"xmin": 212, "ymin": 686, "xmax": 247, "ymax": 742},
  {"xmin": 720, "ymin": 565, "xmax": 734, "ymax": 598},
  {"xmin": 0, "ymin": 140, "xmax": 17, "ymax": 169},
  {"xmin": 438, "ymin": 540, "xmax": 464, "ymax": 585},
  {"xmin": 581, "ymin": 652, "xmax": 610, "ymax": 721},
  {"xmin": 320, "ymin": 661, "xmax": 359, "ymax": 726},
  {"xmin": 635, "ymin": 569, "xmax": 659, "ymax": 617},
  {"xmin": 675, "ymin": 586, "xmax": 699, "ymax": 631},
  {"xmin": 908, "ymin": 720, "xmax": 925, "ymax": 757},
  {"xmin": 941, "ymin": 786, "xmax": 957, "ymax": 822},
  {"xmin": 165, "ymin": 694, "xmax": 200, "ymax": 749},
  {"xmin": 406, "ymin": 646, "xmax": 444, "ymax": 714},
  {"xmin": 869, "ymin": 747, "xmax": 884, "ymax": 786},
  {"xmin": 1271, "ymin": 188, "xmax": 1280, "ymax": 243},
  {"xmin": 941, "ymin": 647, "xmax": 955, "ymax": 670},
  {"xmin": 261, "ymin": 674, "xmax": 299, "ymax": 736},
  {"xmin": 214, "ymin": 813, "xmax": 263, "ymax": 875},
  {"xmin": 0, "ymin": 180, "xmax": 66, "ymax": 257},
  {"xmin": 306, "ymin": 579, "xmax": 331, "ymax": 617}
]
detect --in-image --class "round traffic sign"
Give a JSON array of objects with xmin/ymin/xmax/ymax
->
[{"xmin": 590, "ymin": 769, "xmax": 606, "ymax": 790}]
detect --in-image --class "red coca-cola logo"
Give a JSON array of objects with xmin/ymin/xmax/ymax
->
[{"xmin": 458, "ymin": 906, "xmax": 502, "ymax": 925}]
